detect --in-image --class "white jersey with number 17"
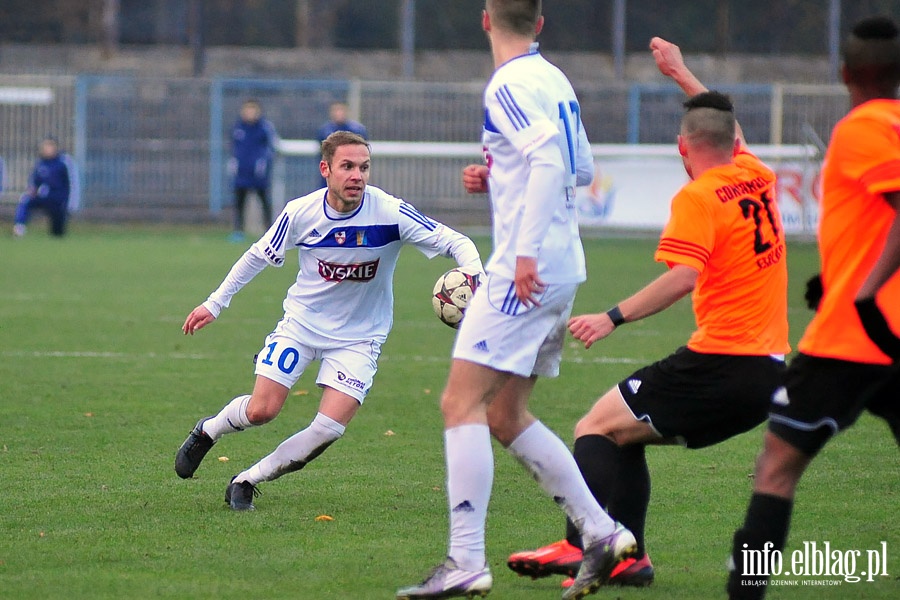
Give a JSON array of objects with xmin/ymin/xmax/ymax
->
[{"xmin": 481, "ymin": 43, "xmax": 593, "ymax": 284}]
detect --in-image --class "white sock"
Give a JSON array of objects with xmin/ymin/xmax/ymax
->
[
  {"xmin": 234, "ymin": 412, "xmax": 345, "ymax": 485},
  {"xmin": 201, "ymin": 394, "xmax": 253, "ymax": 441},
  {"xmin": 445, "ymin": 424, "xmax": 493, "ymax": 572},
  {"xmin": 507, "ymin": 421, "xmax": 615, "ymax": 547}
]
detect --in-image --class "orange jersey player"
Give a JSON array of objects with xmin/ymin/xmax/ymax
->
[
  {"xmin": 798, "ymin": 98, "xmax": 900, "ymax": 364},
  {"xmin": 506, "ymin": 37, "xmax": 789, "ymax": 591},
  {"xmin": 728, "ymin": 16, "xmax": 900, "ymax": 600},
  {"xmin": 657, "ymin": 145, "xmax": 789, "ymax": 356}
]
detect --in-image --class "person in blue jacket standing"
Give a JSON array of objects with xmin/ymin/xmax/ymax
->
[
  {"xmin": 229, "ymin": 99, "xmax": 278, "ymax": 242},
  {"xmin": 315, "ymin": 101, "xmax": 367, "ymax": 188},
  {"xmin": 13, "ymin": 137, "xmax": 79, "ymax": 238}
]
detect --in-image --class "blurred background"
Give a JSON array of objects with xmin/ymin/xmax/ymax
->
[{"xmin": 1, "ymin": 0, "xmax": 897, "ymax": 230}]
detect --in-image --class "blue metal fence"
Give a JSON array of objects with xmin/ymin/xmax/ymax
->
[{"xmin": 0, "ymin": 74, "xmax": 848, "ymax": 226}]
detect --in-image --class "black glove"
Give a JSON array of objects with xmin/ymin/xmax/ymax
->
[
  {"xmin": 804, "ymin": 273, "xmax": 823, "ymax": 311},
  {"xmin": 854, "ymin": 297, "xmax": 900, "ymax": 360}
]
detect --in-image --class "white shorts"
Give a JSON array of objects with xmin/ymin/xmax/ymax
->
[
  {"xmin": 253, "ymin": 316, "xmax": 382, "ymax": 403},
  {"xmin": 453, "ymin": 274, "xmax": 578, "ymax": 378}
]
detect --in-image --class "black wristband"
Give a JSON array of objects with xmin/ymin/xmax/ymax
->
[{"xmin": 606, "ymin": 305, "xmax": 626, "ymax": 328}]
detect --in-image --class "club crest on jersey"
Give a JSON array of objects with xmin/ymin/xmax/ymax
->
[
  {"xmin": 318, "ymin": 258, "xmax": 380, "ymax": 282},
  {"xmin": 335, "ymin": 231, "xmax": 346, "ymax": 245}
]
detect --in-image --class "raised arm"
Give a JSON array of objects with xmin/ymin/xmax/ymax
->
[{"xmin": 650, "ymin": 36, "xmax": 746, "ymax": 146}]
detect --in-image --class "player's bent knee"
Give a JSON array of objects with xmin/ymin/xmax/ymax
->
[
  {"xmin": 574, "ymin": 388, "xmax": 630, "ymax": 438},
  {"xmin": 245, "ymin": 402, "xmax": 280, "ymax": 425},
  {"xmin": 487, "ymin": 417, "xmax": 527, "ymax": 447},
  {"xmin": 440, "ymin": 397, "xmax": 469, "ymax": 427},
  {"xmin": 574, "ymin": 412, "xmax": 616, "ymax": 440},
  {"xmin": 440, "ymin": 392, "xmax": 487, "ymax": 428}
]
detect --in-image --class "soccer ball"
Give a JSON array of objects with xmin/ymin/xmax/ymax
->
[{"xmin": 432, "ymin": 268, "xmax": 479, "ymax": 329}]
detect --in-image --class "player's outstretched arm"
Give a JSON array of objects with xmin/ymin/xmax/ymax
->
[
  {"xmin": 183, "ymin": 245, "xmax": 270, "ymax": 337},
  {"xmin": 650, "ymin": 36, "xmax": 747, "ymax": 146},
  {"xmin": 462, "ymin": 164, "xmax": 489, "ymax": 194},
  {"xmin": 650, "ymin": 37, "xmax": 706, "ymax": 96},
  {"xmin": 569, "ymin": 264, "xmax": 698, "ymax": 349},
  {"xmin": 183, "ymin": 305, "xmax": 216, "ymax": 335},
  {"xmin": 443, "ymin": 226, "xmax": 485, "ymax": 277}
]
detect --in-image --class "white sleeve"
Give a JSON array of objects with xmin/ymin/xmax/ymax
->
[
  {"xmin": 398, "ymin": 201, "xmax": 484, "ymax": 274},
  {"xmin": 575, "ymin": 121, "xmax": 594, "ymax": 187},
  {"xmin": 516, "ymin": 137, "xmax": 566, "ymax": 258},
  {"xmin": 253, "ymin": 209, "xmax": 294, "ymax": 266},
  {"xmin": 202, "ymin": 245, "xmax": 269, "ymax": 318}
]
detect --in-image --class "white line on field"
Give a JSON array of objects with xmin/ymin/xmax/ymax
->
[
  {"xmin": 381, "ymin": 354, "xmax": 644, "ymax": 365},
  {"xmin": 567, "ymin": 355, "xmax": 645, "ymax": 365},
  {"xmin": 1, "ymin": 350, "xmax": 642, "ymax": 366},
  {"xmin": 1, "ymin": 350, "xmax": 209, "ymax": 360}
]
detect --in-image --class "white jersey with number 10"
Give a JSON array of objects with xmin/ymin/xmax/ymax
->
[{"xmin": 250, "ymin": 186, "xmax": 481, "ymax": 343}]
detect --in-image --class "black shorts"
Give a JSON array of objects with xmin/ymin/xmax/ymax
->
[
  {"xmin": 768, "ymin": 352, "xmax": 900, "ymax": 456},
  {"xmin": 617, "ymin": 346, "xmax": 785, "ymax": 449}
]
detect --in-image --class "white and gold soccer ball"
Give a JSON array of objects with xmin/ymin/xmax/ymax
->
[{"xmin": 432, "ymin": 268, "xmax": 480, "ymax": 329}]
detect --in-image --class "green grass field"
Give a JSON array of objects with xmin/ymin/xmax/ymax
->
[{"xmin": 0, "ymin": 226, "xmax": 896, "ymax": 600}]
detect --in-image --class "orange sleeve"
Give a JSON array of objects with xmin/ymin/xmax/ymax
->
[
  {"xmin": 834, "ymin": 116, "xmax": 900, "ymax": 197},
  {"xmin": 655, "ymin": 188, "xmax": 714, "ymax": 272}
]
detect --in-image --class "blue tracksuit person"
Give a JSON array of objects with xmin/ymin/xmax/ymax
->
[
  {"xmin": 315, "ymin": 101, "xmax": 367, "ymax": 188},
  {"xmin": 229, "ymin": 99, "xmax": 277, "ymax": 241},
  {"xmin": 14, "ymin": 138, "xmax": 79, "ymax": 237}
]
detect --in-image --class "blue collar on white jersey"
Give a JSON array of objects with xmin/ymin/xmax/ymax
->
[{"xmin": 322, "ymin": 191, "xmax": 366, "ymax": 221}]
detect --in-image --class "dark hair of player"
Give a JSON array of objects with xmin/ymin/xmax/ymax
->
[
  {"xmin": 683, "ymin": 91, "xmax": 735, "ymax": 113},
  {"xmin": 680, "ymin": 91, "xmax": 736, "ymax": 152},
  {"xmin": 486, "ymin": 0, "xmax": 541, "ymax": 36},
  {"xmin": 321, "ymin": 130, "xmax": 370, "ymax": 166},
  {"xmin": 842, "ymin": 16, "xmax": 900, "ymax": 92}
]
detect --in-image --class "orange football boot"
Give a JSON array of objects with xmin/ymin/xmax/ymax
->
[{"xmin": 507, "ymin": 539, "xmax": 583, "ymax": 579}]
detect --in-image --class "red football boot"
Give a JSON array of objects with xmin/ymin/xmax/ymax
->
[{"xmin": 507, "ymin": 539, "xmax": 583, "ymax": 579}]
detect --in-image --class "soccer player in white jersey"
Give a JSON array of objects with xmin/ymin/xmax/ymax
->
[
  {"xmin": 397, "ymin": 2, "xmax": 636, "ymax": 599},
  {"xmin": 175, "ymin": 131, "xmax": 484, "ymax": 511}
]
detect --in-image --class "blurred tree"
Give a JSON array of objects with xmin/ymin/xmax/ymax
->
[
  {"xmin": 716, "ymin": 0, "xmax": 729, "ymax": 55},
  {"xmin": 102, "ymin": 0, "xmax": 120, "ymax": 57},
  {"xmin": 294, "ymin": 0, "xmax": 351, "ymax": 48},
  {"xmin": 332, "ymin": 0, "xmax": 397, "ymax": 49},
  {"xmin": 203, "ymin": 0, "xmax": 295, "ymax": 47},
  {"xmin": 3, "ymin": 0, "xmax": 900, "ymax": 55}
]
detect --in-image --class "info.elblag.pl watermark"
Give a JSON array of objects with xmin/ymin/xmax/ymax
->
[{"xmin": 740, "ymin": 541, "xmax": 890, "ymax": 587}]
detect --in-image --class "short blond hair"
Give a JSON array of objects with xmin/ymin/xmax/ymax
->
[{"xmin": 321, "ymin": 131, "xmax": 370, "ymax": 165}]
